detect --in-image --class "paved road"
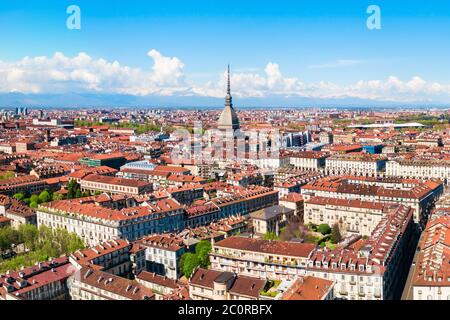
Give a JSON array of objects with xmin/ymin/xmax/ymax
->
[{"xmin": 401, "ymin": 232, "xmax": 423, "ymax": 300}]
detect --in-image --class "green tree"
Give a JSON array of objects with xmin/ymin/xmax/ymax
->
[
  {"xmin": 13, "ymin": 193, "xmax": 25, "ymax": 201},
  {"xmin": 318, "ymin": 224, "xmax": 332, "ymax": 235},
  {"xmin": 18, "ymin": 224, "xmax": 39, "ymax": 251},
  {"xmin": 330, "ymin": 223, "xmax": 342, "ymax": 244},
  {"xmin": 52, "ymin": 193, "xmax": 64, "ymax": 201},
  {"xmin": 0, "ymin": 227, "xmax": 21, "ymax": 251},
  {"xmin": 38, "ymin": 190, "xmax": 51, "ymax": 203},
  {"xmin": 181, "ymin": 253, "xmax": 200, "ymax": 278},
  {"xmin": 0, "ymin": 225, "xmax": 85, "ymax": 273},
  {"xmin": 67, "ymin": 179, "xmax": 81, "ymax": 199},
  {"xmin": 29, "ymin": 194, "xmax": 40, "ymax": 204},
  {"xmin": 195, "ymin": 240, "xmax": 212, "ymax": 268}
]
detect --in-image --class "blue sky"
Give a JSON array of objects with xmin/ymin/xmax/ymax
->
[{"xmin": 1, "ymin": 0, "xmax": 450, "ymax": 106}]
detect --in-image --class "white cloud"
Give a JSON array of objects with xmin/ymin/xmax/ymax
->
[
  {"xmin": 0, "ymin": 50, "xmax": 188, "ymax": 96},
  {"xmin": 1, "ymin": 51, "xmax": 450, "ymax": 103}
]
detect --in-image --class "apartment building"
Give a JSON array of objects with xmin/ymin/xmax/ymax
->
[
  {"xmin": 250, "ymin": 205, "xmax": 294, "ymax": 236},
  {"xmin": 288, "ymin": 151, "xmax": 329, "ymax": 171},
  {"xmin": 386, "ymin": 159, "xmax": 450, "ymax": 185},
  {"xmin": 136, "ymin": 271, "xmax": 187, "ymax": 299},
  {"xmin": 184, "ymin": 203, "xmax": 222, "ymax": 228},
  {"xmin": 80, "ymin": 174, "xmax": 153, "ymax": 196},
  {"xmin": 137, "ymin": 234, "xmax": 188, "ymax": 280},
  {"xmin": 210, "ymin": 186, "xmax": 279, "ymax": 219},
  {"xmin": 68, "ymin": 166, "xmax": 118, "ymax": 183},
  {"xmin": 36, "ymin": 198, "xmax": 185, "ymax": 246},
  {"xmin": 210, "ymin": 237, "xmax": 316, "ymax": 280},
  {"xmin": 301, "ymin": 176, "xmax": 443, "ymax": 224},
  {"xmin": 281, "ymin": 276, "xmax": 334, "ymax": 300},
  {"xmin": 4, "ymin": 202, "xmax": 37, "ymax": 228},
  {"xmin": 0, "ymin": 257, "xmax": 75, "ymax": 300},
  {"xmin": 412, "ymin": 214, "xmax": 450, "ymax": 300},
  {"xmin": 304, "ymin": 197, "xmax": 403, "ymax": 236},
  {"xmin": 0, "ymin": 195, "xmax": 37, "ymax": 227},
  {"xmin": 0, "ymin": 175, "xmax": 47, "ymax": 196},
  {"xmin": 189, "ymin": 268, "xmax": 266, "ymax": 300},
  {"xmin": 306, "ymin": 205, "xmax": 416, "ymax": 300},
  {"xmin": 69, "ymin": 239, "xmax": 134, "ymax": 276},
  {"xmin": 68, "ymin": 267, "xmax": 155, "ymax": 300},
  {"xmin": 325, "ymin": 153, "xmax": 387, "ymax": 177},
  {"xmin": 279, "ymin": 192, "xmax": 304, "ymax": 221}
]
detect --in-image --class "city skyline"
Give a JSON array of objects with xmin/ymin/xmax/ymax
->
[{"xmin": 2, "ymin": 1, "xmax": 450, "ymax": 107}]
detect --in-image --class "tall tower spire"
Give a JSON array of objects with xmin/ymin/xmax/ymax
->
[
  {"xmin": 217, "ymin": 64, "xmax": 240, "ymax": 131},
  {"xmin": 225, "ymin": 64, "xmax": 232, "ymax": 108},
  {"xmin": 227, "ymin": 64, "xmax": 231, "ymax": 95}
]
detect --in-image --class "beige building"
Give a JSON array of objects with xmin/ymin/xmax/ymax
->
[
  {"xmin": 325, "ymin": 154, "xmax": 387, "ymax": 177},
  {"xmin": 68, "ymin": 267, "xmax": 155, "ymax": 300},
  {"xmin": 189, "ymin": 268, "xmax": 266, "ymax": 300},
  {"xmin": 306, "ymin": 205, "xmax": 415, "ymax": 300},
  {"xmin": 250, "ymin": 205, "xmax": 294, "ymax": 236},
  {"xmin": 386, "ymin": 159, "xmax": 450, "ymax": 185},
  {"xmin": 304, "ymin": 197, "xmax": 402, "ymax": 236},
  {"xmin": 0, "ymin": 257, "xmax": 75, "ymax": 300},
  {"xmin": 288, "ymin": 151, "xmax": 329, "ymax": 171},
  {"xmin": 69, "ymin": 239, "xmax": 134, "ymax": 276},
  {"xmin": 279, "ymin": 192, "xmax": 304, "ymax": 222},
  {"xmin": 136, "ymin": 271, "xmax": 187, "ymax": 300},
  {"xmin": 301, "ymin": 176, "xmax": 443, "ymax": 224},
  {"xmin": 210, "ymin": 237, "xmax": 316, "ymax": 280},
  {"xmin": 80, "ymin": 174, "xmax": 153, "ymax": 196},
  {"xmin": 36, "ymin": 198, "xmax": 184, "ymax": 247},
  {"xmin": 412, "ymin": 214, "xmax": 450, "ymax": 300}
]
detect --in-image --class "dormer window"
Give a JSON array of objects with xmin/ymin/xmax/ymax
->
[
  {"xmin": 359, "ymin": 265, "xmax": 365, "ymax": 272},
  {"xmin": 315, "ymin": 261, "xmax": 321, "ymax": 267},
  {"xmin": 332, "ymin": 263, "xmax": 337, "ymax": 269},
  {"xmin": 341, "ymin": 264, "xmax": 346, "ymax": 270}
]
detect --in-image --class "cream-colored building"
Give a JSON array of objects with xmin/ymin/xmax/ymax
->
[
  {"xmin": 209, "ymin": 237, "xmax": 316, "ymax": 280},
  {"xmin": 80, "ymin": 174, "xmax": 153, "ymax": 196},
  {"xmin": 304, "ymin": 197, "xmax": 401, "ymax": 236},
  {"xmin": 189, "ymin": 268, "xmax": 266, "ymax": 300},
  {"xmin": 386, "ymin": 159, "xmax": 450, "ymax": 185},
  {"xmin": 301, "ymin": 176, "xmax": 443, "ymax": 223},
  {"xmin": 307, "ymin": 205, "xmax": 415, "ymax": 300},
  {"xmin": 68, "ymin": 267, "xmax": 154, "ymax": 300},
  {"xmin": 36, "ymin": 198, "xmax": 184, "ymax": 247},
  {"xmin": 325, "ymin": 154, "xmax": 387, "ymax": 177},
  {"xmin": 289, "ymin": 151, "xmax": 329, "ymax": 171},
  {"xmin": 412, "ymin": 214, "xmax": 450, "ymax": 300},
  {"xmin": 250, "ymin": 205, "xmax": 294, "ymax": 236}
]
